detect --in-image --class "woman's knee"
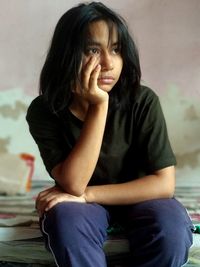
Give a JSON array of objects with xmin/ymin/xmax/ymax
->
[
  {"xmin": 147, "ymin": 198, "xmax": 193, "ymax": 250},
  {"xmin": 127, "ymin": 198, "xmax": 193, "ymax": 266},
  {"xmin": 154, "ymin": 221, "xmax": 193, "ymax": 267},
  {"xmin": 40, "ymin": 202, "xmax": 109, "ymax": 267},
  {"xmin": 41, "ymin": 202, "xmax": 109, "ymax": 246},
  {"xmin": 45, "ymin": 202, "xmax": 89, "ymax": 228}
]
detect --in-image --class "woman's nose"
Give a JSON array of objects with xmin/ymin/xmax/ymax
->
[{"xmin": 100, "ymin": 52, "xmax": 114, "ymax": 71}]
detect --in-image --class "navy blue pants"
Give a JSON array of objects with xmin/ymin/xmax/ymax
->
[{"xmin": 40, "ymin": 198, "xmax": 194, "ymax": 267}]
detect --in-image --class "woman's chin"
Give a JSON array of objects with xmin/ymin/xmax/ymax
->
[{"xmin": 98, "ymin": 84, "xmax": 114, "ymax": 92}]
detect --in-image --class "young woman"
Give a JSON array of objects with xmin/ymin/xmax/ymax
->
[{"xmin": 26, "ymin": 2, "xmax": 194, "ymax": 267}]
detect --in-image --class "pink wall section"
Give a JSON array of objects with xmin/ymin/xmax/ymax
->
[{"xmin": 1, "ymin": 0, "xmax": 200, "ymax": 97}]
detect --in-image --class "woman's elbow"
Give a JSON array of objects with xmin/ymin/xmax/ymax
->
[
  {"xmin": 52, "ymin": 164, "xmax": 86, "ymax": 196},
  {"xmin": 65, "ymin": 183, "xmax": 85, "ymax": 197}
]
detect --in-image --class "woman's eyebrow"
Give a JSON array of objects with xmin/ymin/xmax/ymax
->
[
  {"xmin": 86, "ymin": 40, "xmax": 119, "ymax": 47},
  {"xmin": 86, "ymin": 40, "xmax": 101, "ymax": 47}
]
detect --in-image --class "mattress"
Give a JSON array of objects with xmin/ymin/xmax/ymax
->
[{"xmin": 0, "ymin": 180, "xmax": 199, "ymax": 266}]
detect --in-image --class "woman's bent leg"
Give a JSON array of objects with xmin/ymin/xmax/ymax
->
[
  {"xmin": 40, "ymin": 202, "xmax": 110, "ymax": 267},
  {"xmin": 123, "ymin": 198, "xmax": 194, "ymax": 267}
]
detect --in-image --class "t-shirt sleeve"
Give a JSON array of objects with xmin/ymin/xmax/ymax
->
[
  {"xmin": 26, "ymin": 97, "xmax": 68, "ymax": 177},
  {"xmin": 134, "ymin": 89, "xmax": 176, "ymax": 173}
]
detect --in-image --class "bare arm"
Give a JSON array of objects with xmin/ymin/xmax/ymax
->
[
  {"xmin": 84, "ymin": 166, "xmax": 175, "ymax": 205},
  {"xmin": 51, "ymin": 56, "xmax": 109, "ymax": 196},
  {"xmin": 36, "ymin": 166, "xmax": 175, "ymax": 216},
  {"xmin": 52, "ymin": 102, "xmax": 108, "ymax": 196}
]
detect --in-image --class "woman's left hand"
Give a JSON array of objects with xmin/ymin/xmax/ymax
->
[{"xmin": 35, "ymin": 185, "xmax": 86, "ymax": 217}]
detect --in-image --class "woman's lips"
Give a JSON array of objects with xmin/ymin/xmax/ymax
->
[{"xmin": 98, "ymin": 76, "xmax": 114, "ymax": 85}]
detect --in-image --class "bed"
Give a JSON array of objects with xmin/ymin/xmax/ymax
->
[{"xmin": 0, "ymin": 180, "xmax": 200, "ymax": 267}]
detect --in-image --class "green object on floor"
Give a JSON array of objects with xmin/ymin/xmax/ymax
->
[
  {"xmin": 194, "ymin": 225, "xmax": 200, "ymax": 234},
  {"xmin": 107, "ymin": 223, "xmax": 125, "ymax": 235}
]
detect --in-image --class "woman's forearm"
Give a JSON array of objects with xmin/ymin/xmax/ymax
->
[
  {"xmin": 52, "ymin": 101, "xmax": 108, "ymax": 195},
  {"xmin": 85, "ymin": 166, "xmax": 175, "ymax": 205}
]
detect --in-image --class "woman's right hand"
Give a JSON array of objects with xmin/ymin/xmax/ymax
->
[
  {"xmin": 35, "ymin": 185, "xmax": 86, "ymax": 217},
  {"xmin": 73, "ymin": 56, "xmax": 109, "ymax": 105}
]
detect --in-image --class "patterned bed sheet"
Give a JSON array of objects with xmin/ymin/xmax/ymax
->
[{"xmin": 0, "ymin": 180, "xmax": 199, "ymax": 266}]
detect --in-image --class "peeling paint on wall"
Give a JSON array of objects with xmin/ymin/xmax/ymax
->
[
  {"xmin": 0, "ymin": 101, "xmax": 27, "ymax": 119},
  {"xmin": 0, "ymin": 88, "xmax": 48, "ymax": 180},
  {"xmin": 184, "ymin": 105, "xmax": 199, "ymax": 121},
  {"xmin": 176, "ymin": 149, "xmax": 200, "ymax": 168},
  {"xmin": 0, "ymin": 137, "xmax": 10, "ymax": 153},
  {"xmin": 160, "ymin": 85, "xmax": 200, "ymax": 155},
  {"xmin": 160, "ymin": 85, "xmax": 200, "ymax": 184}
]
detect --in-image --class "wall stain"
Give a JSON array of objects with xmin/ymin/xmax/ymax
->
[
  {"xmin": 0, "ymin": 101, "xmax": 27, "ymax": 119},
  {"xmin": 176, "ymin": 148, "xmax": 200, "ymax": 168},
  {"xmin": 0, "ymin": 137, "xmax": 10, "ymax": 153},
  {"xmin": 184, "ymin": 105, "xmax": 199, "ymax": 121}
]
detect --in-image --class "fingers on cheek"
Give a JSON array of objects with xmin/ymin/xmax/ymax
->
[
  {"xmin": 95, "ymin": 64, "xmax": 101, "ymax": 73},
  {"xmin": 81, "ymin": 59, "xmax": 91, "ymax": 77},
  {"xmin": 80, "ymin": 57, "xmax": 100, "ymax": 85},
  {"xmin": 89, "ymin": 65, "xmax": 101, "ymax": 86},
  {"xmin": 83, "ymin": 56, "xmax": 99, "ymax": 74}
]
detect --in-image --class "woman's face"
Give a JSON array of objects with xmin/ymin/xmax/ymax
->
[{"xmin": 81, "ymin": 20, "xmax": 123, "ymax": 93}]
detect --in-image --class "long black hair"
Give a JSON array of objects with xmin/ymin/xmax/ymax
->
[{"xmin": 39, "ymin": 2, "xmax": 141, "ymax": 113}]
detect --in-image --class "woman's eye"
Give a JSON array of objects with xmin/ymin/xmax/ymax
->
[
  {"xmin": 87, "ymin": 48, "xmax": 100, "ymax": 55},
  {"xmin": 112, "ymin": 47, "xmax": 120, "ymax": 54}
]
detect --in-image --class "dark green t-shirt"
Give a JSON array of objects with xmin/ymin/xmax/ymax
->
[{"xmin": 26, "ymin": 86, "xmax": 176, "ymax": 185}]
